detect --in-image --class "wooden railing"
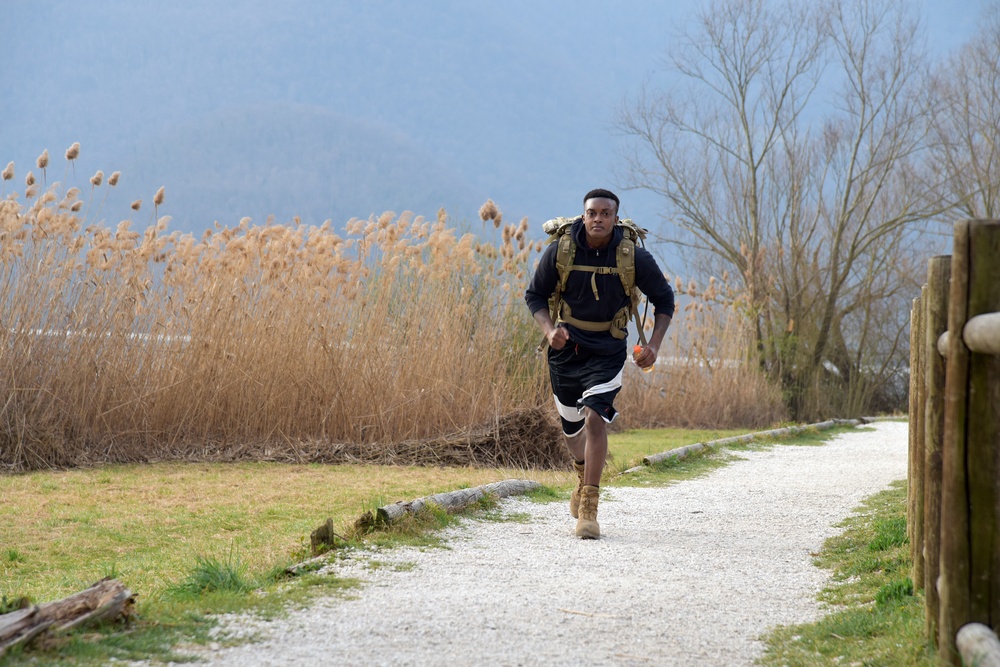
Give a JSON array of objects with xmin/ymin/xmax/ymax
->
[{"xmin": 908, "ymin": 219, "xmax": 1000, "ymax": 666}]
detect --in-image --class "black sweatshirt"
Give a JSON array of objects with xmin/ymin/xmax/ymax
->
[{"xmin": 524, "ymin": 218, "xmax": 675, "ymax": 355}]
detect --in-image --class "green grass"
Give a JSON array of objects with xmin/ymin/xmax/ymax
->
[
  {"xmin": 0, "ymin": 462, "xmax": 563, "ymax": 666},
  {"xmin": 0, "ymin": 462, "xmax": 573, "ymax": 606},
  {"xmin": 0, "ymin": 497, "xmax": 483, "ymax": 666},
  {"xmin": 609, "ymin": 424, "xmax": 864, "ymax": 487},
  {"xmin": 759, "ymin": 480, "xmax": 935, "ymax": 666},
  {"xmin": 0, "ymin": 421, "xmax": 872, "ymax": 665},
  {"xmin": 165, "ymin": 550, "xmax": 256, "ymax": 600},
  {"xmin": 605, "ymin": 426, "xmax": 746, "ymax": 473}
]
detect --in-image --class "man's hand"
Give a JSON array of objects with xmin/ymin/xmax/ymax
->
[
  {"xmin": 635, "ymin": 314, "xmax": 672, "ymax": 369},
  {"xmin": 547, "ymin": 325, "xmax": 570, "ymax": 350},
  {"xmin": 633, "ymin": 342, "xmax": 658, "ymax": 369},
  {"xmin": 533, "ymin": 310, "xmax": 571, "ymax": 351}
]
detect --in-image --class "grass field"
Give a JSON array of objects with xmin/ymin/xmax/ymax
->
[
  {"xmin": 0, "ymin": 426, "xmax": 748, "ymax": 607},
  {"xmin": 0, "ymin": 423, "xmax": 925, "ymax": 665},
  {"xmin": 0, "ymin": 425, "xmax": 750, "ymax": 664}
]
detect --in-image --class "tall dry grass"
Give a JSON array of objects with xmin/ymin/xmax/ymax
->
[
  {"xmin": 0, "ymin": 150, "xmax": 551, "ymax": 470},
  {"xmin": 618, "ymin": 274, "xmax": 787, "ymax": 430},
  {"xmin": 0, "ymin": 146, "xmax": 784, "ymax": 471}
]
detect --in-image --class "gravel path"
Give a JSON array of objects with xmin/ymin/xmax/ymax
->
[{"xmin": 189, "ymin": 421, "xmax": 908, "ymax": 666}]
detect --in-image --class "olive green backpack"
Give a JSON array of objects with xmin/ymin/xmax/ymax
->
[{"xmin": 540, "ymin": 216, "xmax": 649, "ymax": 346}]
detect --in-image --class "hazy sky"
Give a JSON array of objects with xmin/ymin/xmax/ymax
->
[
  {"xmin": 923, "ymin": 0, "xmax": 993, "ymax": 54},
  {"xmin": 1, "ymin": 0, "xmax": 994, "ymax": 274}
]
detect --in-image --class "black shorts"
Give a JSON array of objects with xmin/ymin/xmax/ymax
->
[{"xmin": 547, "ymin": 344, "xmax": 628, "ymax": 436}]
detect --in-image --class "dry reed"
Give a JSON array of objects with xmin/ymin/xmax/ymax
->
[
  {"xmin": 617, "ymin": 285, "xmax": 787, "ymax": 430},
  {"xmin": 0, "ymin": 172, "xmax": 549, "ymax": 471},
  {"xmin": 0, "ymin": 152, "xmax": 784, "ymax": 472}
]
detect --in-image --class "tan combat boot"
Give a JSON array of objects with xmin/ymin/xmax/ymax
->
[
  {"xmin": 569, "ymin": 461, "xmax": 586, "ymax": 518},
  {"xmin": 575, "ymin": 485, "xmax": 600, "ymax": 539}
]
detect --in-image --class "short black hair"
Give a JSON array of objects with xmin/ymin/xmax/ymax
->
[{"xmin": 583, "ymin": 188, "xmax": 620, "ymax": 211}]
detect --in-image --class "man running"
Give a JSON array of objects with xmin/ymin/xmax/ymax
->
[{"xmin": 524, "ymin": 188, "xmax": 674, "ymax": 538}]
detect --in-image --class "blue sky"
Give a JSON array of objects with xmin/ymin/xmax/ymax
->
[
  {"xmin": 1, "ymin": 0, "xmax": 994, "ymax": 275},
  {"xmin": 923, "ymin": 0, "xmax": 992, "ymax": 55}
]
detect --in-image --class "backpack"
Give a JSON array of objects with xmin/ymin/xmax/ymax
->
[{"xmin": 540, "ymin": 216, "xmax": 649, "ymax": 345}]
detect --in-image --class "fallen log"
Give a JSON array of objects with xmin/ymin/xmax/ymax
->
[
  {"xmin": 957, "ymin": 623, "xmax": 1000, "ymax": 667},
  {"xmin": 308, "ymin": 478, "xmax": 542, "ymax": 555},
  {"xmin": 373, "ymin": 479, "xmax": 542, "ymax": 525},
  {"xmin": 0, "ymin": 578, "xmax": 134, "ymax": 658},
  {"xmin": 627, "ymin": 419, "xmax": 863, "ymax": 473},
  {"xmin": 0, "ymin": 607, "xmax": 51, "ymax": 656}
]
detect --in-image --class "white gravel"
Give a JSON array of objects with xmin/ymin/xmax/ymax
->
[{"xmin": 179, "ymin": 421, "xmax": 908, "ymax": 666}]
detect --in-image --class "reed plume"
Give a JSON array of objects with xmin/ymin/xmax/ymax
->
[
  {"xmin": 479, "ymin": 199, "xmax": 499, "ymax": 222},
  {"xmin": 0, "ymin": 157, "xmax": 784, "ymax": 472}
]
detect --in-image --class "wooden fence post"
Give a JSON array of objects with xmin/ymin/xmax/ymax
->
[
  {"xmin": 908, "ymin": 297, "xmax": 920, "ymax": 549},
  {"xmin": 913, "ymin": 285, "xmax": 927, "ymax": 591},
  {"xmin": 923, "ymin": 255, "xmax": 950, "ymax": 644},
  {"xmin": 965, "ymin": 220, "xmax": 1000, "ymax": 630},
  {"xmin": 939, "ymin": 220, "xmax": 972, "ymax": 666}
]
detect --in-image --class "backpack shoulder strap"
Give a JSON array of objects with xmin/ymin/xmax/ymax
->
[
  {"xmin": 616, "ymin": 235, "xmax": 636, "ymax": 300},
  {"xmin": 617, "ymin": 219, "xmax": 649, "ymax": 345},
  {"xmin": 543, "ymin": 217, "xmax": 580, "ymax": 324},
  {"xmin": 613, "ymin": 219, "xmax": 644, "ymax": 305}
]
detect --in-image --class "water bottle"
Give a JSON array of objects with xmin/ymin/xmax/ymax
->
[{"xmin": 633, "ymin": 344, "xmax": 654, "ymax": 373}]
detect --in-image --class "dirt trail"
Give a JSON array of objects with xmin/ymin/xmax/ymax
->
[{"xmin": 183, "ymin": 421, "xmax": 908, "ymax": 666}]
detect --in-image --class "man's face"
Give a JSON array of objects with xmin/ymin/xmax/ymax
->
[{"xmin": 583, "ymin": 197, "xmax": 618, "ymax": 247}]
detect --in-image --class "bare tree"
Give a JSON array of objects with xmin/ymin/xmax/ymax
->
[
  {"xmin": 928, "ymin": 4, "xmax": 1000, "ymax": 220},
  {"xmin": 620, "ymin": 0, "xmax": 945, "ymax": 418}
]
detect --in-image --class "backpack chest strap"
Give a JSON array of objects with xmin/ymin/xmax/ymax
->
[{"xmin": 567, "ymin": 264, "xmax": 622, "ymax": 301}]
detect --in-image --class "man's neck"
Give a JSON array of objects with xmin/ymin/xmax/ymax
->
[{"xmin": 585, "ymin": 235, "xmax": 611, "ymax": 250}]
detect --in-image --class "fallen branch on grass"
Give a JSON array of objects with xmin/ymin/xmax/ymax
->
[
  {"xmin": 0, "ymin": 578, "xmax": 134, "ymax": 658},
  {"xmin": 619, "ymin": 418, "xmax": 879, "ymax": 475},
  {"xmin": 306, "ymin": 479, "xmax": 542, "ymax": 555},
  {"xmin": 367, "ymin": 479, "xmax": 542, "ymax": 526}
]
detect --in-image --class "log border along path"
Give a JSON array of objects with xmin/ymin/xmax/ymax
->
[{"xmin": 175, "ymin": 420, "xmax": 909, "ymax": 667}]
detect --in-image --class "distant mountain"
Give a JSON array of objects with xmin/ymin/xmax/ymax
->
[
  {"xmin": 3, "ymin": 0, "xmax": 686, "ymax": 238},
  {"xmin": 124, "ymin": 104, "xmax": 487, "ymax": 228}
]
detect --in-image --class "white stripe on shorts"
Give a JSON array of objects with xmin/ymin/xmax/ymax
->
[
  {"xmin": 553, "ymin": 395, "xmax": 584, "ymax": 422},
  {"xmin": 581, "ymin": 362, "xmax": 625, "ymax": 401}
]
